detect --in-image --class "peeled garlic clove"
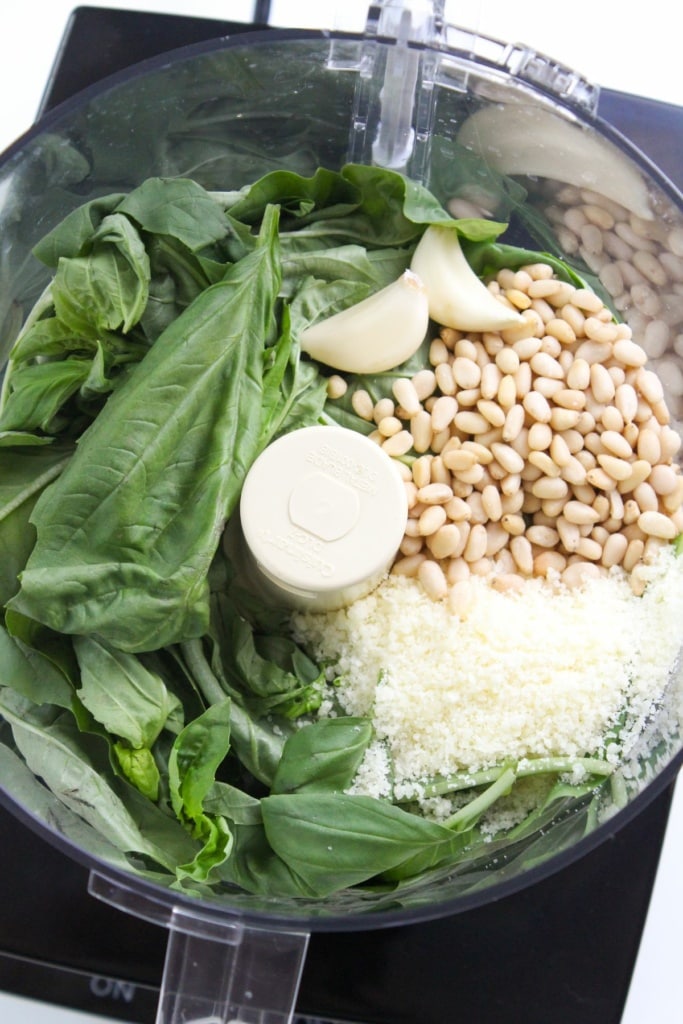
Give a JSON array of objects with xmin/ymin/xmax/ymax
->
[
  {"xmin": 410, "ymin": 224, "xmax": 523, "ymax": 332},
  {"xmin": 300, "ymin": 270, "xmax": 429, "ymax": 373},
  {"xmin": 457, "ymin": 105, "xmax": 652, "ymax": 220}
]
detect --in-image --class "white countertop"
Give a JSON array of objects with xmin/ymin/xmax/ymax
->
[{"xmin": 0, "ymin": 4, "xmax": 681, "ymax": 1023}]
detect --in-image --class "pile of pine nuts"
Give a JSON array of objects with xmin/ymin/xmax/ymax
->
[
  {"xmin": 531, "ymin": 183, "xmax": 683, "ymax": 423},
  {"xmin": 327, "ymin": 262, "xmax": 683, "ymax": 608}
]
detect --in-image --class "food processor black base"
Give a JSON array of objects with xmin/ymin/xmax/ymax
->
[
  {"xmin": 0, "ymin": 7, "xmax": 681, "ymax": 1024},
  {"xmin": 0, "ymin": 785, "xmax": 675, "ymax": 1024}
]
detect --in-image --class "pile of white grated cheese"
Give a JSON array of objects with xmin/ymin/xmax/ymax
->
[{"xmin": 291, "ymin": 545, "xmax": 683, "ymax": 802}]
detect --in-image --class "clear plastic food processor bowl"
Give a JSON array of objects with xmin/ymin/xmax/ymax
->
[{"xmin": 0, "ymin": 3, "xmax": 682, "ymax": 1022}]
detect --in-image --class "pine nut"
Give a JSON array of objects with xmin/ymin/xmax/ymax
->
[
  {"xmin": 497, "ymin": 373, "xmax": 517, "ymax": 408},
  {"xmin": 432, "ymin": 456, "xmax": 452, "ymax": 486},
  {"xmin": 633, "ymin": 481, "xmax": 659, "ymax": 512},
  {"xmin": 464, "ymin": 523, "xmax": 488, "ymax": 562},
  {"xmin": 636, "ymin": 368, "xmax": 664, "ymax": 404},
  {"xmin": 430, "ymin": 395, "xmax": 457, "ymax": 433},
  {"xmin": 429, "ymin": 337, "xmax": 450, "ymax": 365},
  {"xmin": 501, "ymin": 513, "xmax": 525, "ymax": 536},
  {"xmin": 513, "ymin": 335, "xmax": 543, "ymax": 360},
  {"xmin": 566, "ymin": 357, "xmax": 590, "ymax": 390},
  {"xmin": 452, "ymin": 357, "xmax": 482, "ymax": 389},
  {"xmin": 613, "ymin": 338, "xmax": 648, "ymax": 367},
  {"xmin": 523, "ymin": 391, "xmax": 552, "ymax": 423},
  {"xmin": 400, "ymin": 534, "xmax": 424, "ymax": 556},
  {"xmin": 601, "ymin": 406, "xmax": 625, "ymax": 433},
  {"xmin": 412, "ymin": 368, "xmax": 437, "ymax": 400},
  {"xmin": 454, "ymin": 411, "xmax": 490, "ymax": 435},
  {"xmin": 563, "ymin": 500, "xmax": 602, "ymax": 525},
  {"xmin": 491, "ymin": 442, "xmax": 525, "ymax": 475},
  {"xmin": 526, "ymin": 524, "xmax": 560, "ymax": 547},
  {"xmin": 351, "ymin": 388, "xmax": 374, "ymax": 419},
  {"xmin": 550, "ymin": 408, "xmax": 582, "ymax": 431},
  {"xmin": 378, "ymin": 415, "xmax": 403, "ymax": 438},
  {"xmin": 557, "ymin": 516, "xmax": 581, "ymax": 552},
  {"xmin": 528, "ymin": 451, "xmax": 562, "ymax": 477},
  {"xmin": 495, "ymin": 347, "xmax": 520, "ymax": 375},
  {"xmin": 601, "ymin": 533, "xmax": 628, "ymax": 568},
  {"xmin": 637, "ymin": 510, "xmax": 677, "ymax": 540},
  {"xmin": 410, "ymin": 409, "xmax": 433, "ymax": 453},
  {"xmin": 617, "ymin": 459, "xmax": 652, "ymax": 493},
  {"xmin": 575, "ymin": 537, "xmax": 602, "ymax": 560},
  {"xmin": 392, "ymin": 553, "xmax": 426, "ymax": 577},
  {"xmin": 326, "ymin": 374, "xmax": 347, "ymax": 399},
  {"xmin": 662, "ymin": 477, "xmax": 683, "ymax": 514},
  {"xmin": 419, "ymin": 505, "xmax": 448, "ymax": 536},
  {"xmin": 382, "ymin": 430, "xmax": 414, "ymax": 457},
  {"xmin": 393, "ymin": 377, "xmax": 421, "ymax": 416},
  {"xmin": 623, "ymin": 538, "xmax": 645, "ymax": 572},
  {"xmin": 586, "ymin": 467, "xmax": 617, "ymax": 491},
  {"xmin": 427, "ymin": 524, "xmax": 463, "ymax": 560},
  {"xmin": 545, "ymin": 318, "xmax": 576, "ymax": 345},
  {"xmin": 434, "ymin": 362, "xmax": 456, "ymax": 395},
  {"xmin": 510, "ymin": 535, "xmax": 534, "ymax": 575},
  {"xmin": 531, "ymin": 476, "xmax": 569, "ymax": 500},
  {"xmin": 648, "ymin": 463, "xmax": 680, "ymax": 496},
  {"xmin": 477, "ymin": 399, "xmax": 506, "ymax": 428},
  {"xmin": 478, "ymin": 363, "xmax": 500, "ymax": 400},
  {"xmin": 549, "ymin": 433, "xmax": 572, "ymax": 468},
  {"xmin": 491, "ymin": 573, "xmax": 526, "ymax": 593},
  {"xmin": 417, "ymin": 482, "xmax": 454, "ymax": 506},
  {"xmin": 600, "ymin": 430, "xmax": 633, "ymax": 460},
  {"xmin": 481, "ymin": 484, "xmax": 503, "ymax": 521},
  {"xmin": 418, "ymin": 559, "xmax": 448, "ymax": 599},
  {"xmin": 575, "ymin": 340, "xmax": 612, "ymax": 364}
]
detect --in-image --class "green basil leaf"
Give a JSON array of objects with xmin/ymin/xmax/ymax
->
[
  {"xmin": 272, "ymin": 717, "xmax": 373, "ymax": 795},
  {"xmin": 204, "ymin": 781, "xmax": 263, "ymax": 825},
  {"xmin": 0, "ymin": 688, "xmax": 196, "ymax": 871},
  {"xmin": 74, "ymin": 635, "xmax": 183, "ymax": 749},
  {"xmin": 114, "ymin": 743, "xmax": 161, "ymax": 801},
  {"xmin": 261, "ymin": 792, "xmax": 457, "ymax": 895},
  {"xmin": 32, "ymin": 193, "xmax": 126, "ymax": 266},
  {"xmin": 10, "ymin": 206, "xmax": 281, "ymax": 652},
  {"xmin": 52, "ymin": 213, "xmax": 150, "ymax": 337},
  {"xmin": 0, "ymin": 623, "xmax": 73, "ymax": 709},
  {"xmin": 116, "ymin": 177, "xmax": 231, "ymax": 252},
  {"xmin": 0, "ymin": 358, "xmax": 92, "ymax": 433},
  {"xmin": 0, "ymin": 443, "xmax": 70, "ymax": 604},
  {"xmin": 169, "ymin": 699, "xmax": 232, "ymax": 822}
]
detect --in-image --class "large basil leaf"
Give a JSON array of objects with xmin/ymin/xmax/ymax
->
[
  {"xmin": 261, "ymin": 792, "xmax": 463, "ymax": 896},
  {"xmin": 74, "ymin": 635, "xmax": 183, "ymax": 748},
  {"xmin": 10, "ymin": 205, "xmax": 281, "ymax": 652}
]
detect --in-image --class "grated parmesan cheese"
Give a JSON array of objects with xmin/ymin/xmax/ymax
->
[{"xmin": 291, "ymin": 546, "xmax": 683, "ymax": 798}]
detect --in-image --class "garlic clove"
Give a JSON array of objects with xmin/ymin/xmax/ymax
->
[
  {"xmin": 457, "ymin": 104, "xmax": 653, "ymax": 220},
  {"xmin": 300, "ymin": 270, "xmax": 429, "ymax": 374},
  {"xmin": 410, "ymin": 224, "xmax": 523, "ymax": 332}
]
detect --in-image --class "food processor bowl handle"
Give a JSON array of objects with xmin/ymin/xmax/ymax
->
[
  {"xmin": 88, "ymin": 871, "xmax": 309, "ymax": 1024},
  {"xmin": 156, "ymin": 907, "xmax": 309, "ymax": 1024},
  {"xmin": 330, "ymin": 0, "xmax": 445, "ymax": 179}
]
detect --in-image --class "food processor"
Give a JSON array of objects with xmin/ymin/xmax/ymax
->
[{"xmin": 1, "ymin": 3, "xmax": 682, "ymax": 1023}]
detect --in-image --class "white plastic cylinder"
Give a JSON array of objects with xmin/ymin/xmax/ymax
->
[{"xmin": 239, "ymin": 425, "xmax": 408, "ymax": 611}]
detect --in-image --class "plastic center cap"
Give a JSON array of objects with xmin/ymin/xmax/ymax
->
[
  {"xmin": 239, "ymin": 425, "xmax": 408, "ymax": 611},
  {"xmin": 288, "ymin": 472, "xmax": 360, "ymax": 542}
]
